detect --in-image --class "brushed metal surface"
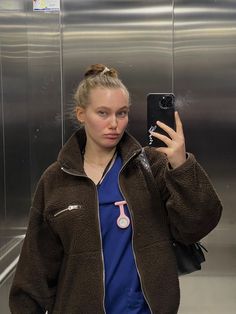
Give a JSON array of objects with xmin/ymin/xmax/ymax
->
[
  {"xmin": 0, "ymin": 1, "xmax": 63, "ymax": 309},
  {"xmin": 0, "ymin": 45, "xmax": 4, "ymax": 222},
  {"xmin": 174, "ymin": 0, "xmax": 236, "ymax": 224},
  {"xmin": 26, "ymin": 8, "xmax": 63, "ymax": 193},
  {"xmin": 0, "ymin": 7, "xmax": 31, "ymax": 222},
  {"xmin": 174, "ymin": 1, "xmax": 236, "ymax": 311},
  {"xmin": 0, "ymin": 1, "xmax": 63, "ymax": 226},
  {"xmin": 0, "ymin": 0, "xmax": 236, "ymax": 313},
  {"xmin": 62, "ymin": 0, "xmax": 174, "ymax": 143}
]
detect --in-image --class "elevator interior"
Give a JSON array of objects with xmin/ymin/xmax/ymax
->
[{"xmin": 0, "ymin": 1, "xmax": 236, "ymax": 313}]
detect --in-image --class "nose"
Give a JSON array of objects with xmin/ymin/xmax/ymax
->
[{"xmin": 109, "ymin": 115, "xmax": 118, "ymax": 129}]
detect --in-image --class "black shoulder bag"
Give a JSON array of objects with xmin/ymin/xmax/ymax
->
[{"xmin": 139, "ymin": 148, "xmax": 207, "ymax": 276}]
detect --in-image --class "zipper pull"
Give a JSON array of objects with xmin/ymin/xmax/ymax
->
[
  {"xmin": 68, "ymin": 205, "xmax": 80, "ymax": 210},
  {"xmin": 53, "ymin": 204, "xmax": 81, "ymax": 217}
]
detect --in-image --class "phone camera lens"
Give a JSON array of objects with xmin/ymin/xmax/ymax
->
[{"xmin": 159, "ymin": 95, "xmax": 174, "ymax": 109}]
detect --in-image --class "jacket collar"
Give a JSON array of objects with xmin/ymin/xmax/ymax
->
[{"xmin": 58, "ymin": 127, "xmax": 142, "ymax": 175}]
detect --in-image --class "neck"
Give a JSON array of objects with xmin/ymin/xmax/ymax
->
[{"xmin": 84, "ymin": 144, "xmax": 116, "ymax": 167}]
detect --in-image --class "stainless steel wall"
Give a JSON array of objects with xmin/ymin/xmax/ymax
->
[
  {"xmin": 0, "ymin": 3, "xmax": 31, "ymax": 310},
  {"xmin": 0, "ymin": 0, "xmax": 236, "ymax": 313},
  {"xmin": 0, "ymin": 31, "xmax": 4, "ymax": 224},
  {"xmin": 174, "ymin": 1, "xmax": 236, "ymax": 313},
  {"xmin": 0, "ymin": 2, "xmax": 63, "ymax": 311},
  {"xmin": 174, "ymin": 0, "xmax": 236, "ymax": 217},
  {"xmin": 0, "ymin": 1, "xmax": 62, "ymax": 226},
  {"xmin": 26, "ymin": 4, "xmax": 63, "ymax": 193},
  {"xmin": 0, "ymin": 2, "xmax": 30, "ymax": 226},
  {"xmin": 62, "ymin": 0, "xmax": 174, "ymax": 141}
]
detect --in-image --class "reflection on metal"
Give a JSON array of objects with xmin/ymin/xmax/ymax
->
[
  {"xmin": 0, "ymin": 1, "xmax": 23, "ymax": 11},
  {"xmin": 0, "ymin": 0, "xmax": 236, "ymax": 313},
  {"xmin": 27, "ymin": 9, "xmax": 63, "ymax": 191},
  {"xmin": 0, "ymin": 0, "xmax": 63, "ymax": 297},
  {"xmin": 0, "ymin": 0, "xmax": 63, "ymax": 227},
  {"xmin": 62, "ymin": 0, "xmax": 174, "ymax": 140},
  {"xmin": 174, "ymin": 2, "xmax": 236, "ymax": 311},
  {"xmin": 0, "ymin": 238, "xmax": 21, "ymax": 262},
  {"xmin": 0, "ymin": 235, "xmax": 24, "ymax": 286},
  {"xmin": 0, "ymin": 44, "xmax": 6, "ymax": 221},
  {"xmin": 0, "ymin": 256, "xmax": 19, "ymax": 286},
  {"xmin": 0, "ymin": 4, "xmax": 30, "ymax": 223}
]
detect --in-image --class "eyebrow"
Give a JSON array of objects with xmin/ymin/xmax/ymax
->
[{"xmin": 96, "ymin": 105, "xmax": 129, "ymax": 111}]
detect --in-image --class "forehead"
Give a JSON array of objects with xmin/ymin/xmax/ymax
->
[{"xmin": 89, "ymin": 87, "xmax": 129, "ymax": 107}]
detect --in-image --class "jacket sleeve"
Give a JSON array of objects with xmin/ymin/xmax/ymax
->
[
  {"xmin": 9, "ymin": 177, "xmax": 63, "ymax": 314},
  {"xmin": 147, "ymin": 148, "xmax": 223, "ymax": 244}
]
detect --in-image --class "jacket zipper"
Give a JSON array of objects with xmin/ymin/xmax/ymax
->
[
  {"xmin": 118, "ymin": 152, "xmax": 153, "ymax": 314},
  {"xmin": 60, "ymin": 167, "xmax": 107, "ymax": 314},
  {"xmin": 93, "ymin": 183, "xmax": 107, "ymax": 314},
  {"xmin": 53, "ymin": 205, "xmax": 80, "ymax": 217}
]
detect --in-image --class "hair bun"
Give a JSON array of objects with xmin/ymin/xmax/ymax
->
[{"xmin": 84, "ymin": 64, "xmax": 118, "ymax": 78}]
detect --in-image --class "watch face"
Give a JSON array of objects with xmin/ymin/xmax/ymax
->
[{"xmin": 117, "ymin": 217, "xmax": 130, "ymax": 229}]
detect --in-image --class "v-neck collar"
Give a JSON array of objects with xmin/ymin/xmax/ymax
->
[{"xmin": 97, "ymin": 152, "xmax": 118, "ymax": 187}]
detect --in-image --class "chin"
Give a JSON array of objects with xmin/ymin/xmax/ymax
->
[{"xmin": 102, "ymin": 140, "xmax": 120, "ymax": 149}]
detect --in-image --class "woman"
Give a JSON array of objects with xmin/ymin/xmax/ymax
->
[{"xmin": 9, "ymin": 64, "xmax": 222, "ymax": 314}]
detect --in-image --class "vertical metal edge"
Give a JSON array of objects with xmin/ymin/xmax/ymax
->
[
  {"xmin": 59, "ymin": 0, "xmax": 64, "ymax": 147},
  {"xmin": 0, "ymin": 45, "xmax": 7, "ymax": 220},
  {"xmin": 172, "ymin": 0, "xmax": 175, "ymax": 94}
]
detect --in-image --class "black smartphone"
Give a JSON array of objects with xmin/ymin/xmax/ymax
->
[{"xmin": 147, "ymin": 93, "xmax": 176, "ymax": 147}]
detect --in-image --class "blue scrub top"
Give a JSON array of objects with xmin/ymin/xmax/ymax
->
[{"xmin": 97, "ymin": 154, "xmax": 151, "ymax": 314}]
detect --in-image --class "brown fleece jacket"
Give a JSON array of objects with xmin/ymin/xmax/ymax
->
[{"xmin": 9, "ymin": 129, "xmax": 222, "ymax": 314}]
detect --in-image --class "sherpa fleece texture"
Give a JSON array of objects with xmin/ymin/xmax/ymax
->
[{"xmin": 9, "ymin": 128, "xmax": 222, "ymax": 314}]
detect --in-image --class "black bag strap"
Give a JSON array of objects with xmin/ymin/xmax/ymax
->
[{"xmin": 138, "ymin": 148, "xmax": 159, "ymax": 195}]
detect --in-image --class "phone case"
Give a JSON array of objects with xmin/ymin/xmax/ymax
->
[{"xmin": 147, "ymin": 93, "xmax": 175, "ymax": 147}]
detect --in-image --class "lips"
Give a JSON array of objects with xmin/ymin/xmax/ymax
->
[{"xmin": 104, "ymin": 133, "xmax": 120, "ymax": 139}]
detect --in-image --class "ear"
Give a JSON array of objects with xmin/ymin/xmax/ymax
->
[{"xmin": 76, "ymin": 106, "xmax": 86, "ymax": 123}]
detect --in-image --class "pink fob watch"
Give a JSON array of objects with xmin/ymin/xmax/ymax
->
[{"xmin": 114, "ymin": 201, "xmax": 130, "ymax": 229}]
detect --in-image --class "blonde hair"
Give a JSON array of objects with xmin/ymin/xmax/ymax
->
[{"xmin": 74, "ymin": 64, "xmax": 129, "ymax": 109}]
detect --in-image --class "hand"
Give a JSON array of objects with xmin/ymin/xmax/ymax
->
[{"xmin": 149, "ymin": 111, "xmax": 186, "ymax": 169}]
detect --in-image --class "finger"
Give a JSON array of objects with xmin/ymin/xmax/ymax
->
[
  {"xmin": 156, "ymin": 120, "xmax": 176, "ymax": 139},
  {"xmin": 175, "ymin": 111, "xmax": 184, "ymax": 135},
  {"xmin": 150, "ymin": 131, "xmax": 172, "ymax": 146}
]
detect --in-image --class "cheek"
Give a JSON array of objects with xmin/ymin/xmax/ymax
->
[
  {"xmin": 119, "ymin": 118, "xmax": 128, "ymax": 130},
  {"xmin": 86, "ymin": 116, "xmax": 106, "ymax": 132}
]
